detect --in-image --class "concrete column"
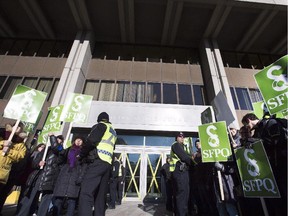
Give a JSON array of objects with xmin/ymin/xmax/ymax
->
[
  {"xmin": 199, "ymin": 38, "xmax": 239, "ymax": 128},
  {"xmin": 50, "ymin": 31, "xmax": 95, "ymax": 137},
  {"xmin": 51, "ymin": 31, "xmax": 94, "ymax": 107}
]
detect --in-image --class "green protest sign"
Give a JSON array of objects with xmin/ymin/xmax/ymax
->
[
  {"xmin": 42, "ymin": 105, "xmax": 63, "ymax": 133},
  {"xmin": 201, "ymin": 107, "xmax": 215, "ymax": 124},
  {"xmin": 252, "ymin": 101, "xmax": 285, "ymax": 119},
  {"xmin": 60, "ymin": 93, "xmax": 93, "ymax": 123},
  {"xmin": 254, "ymin": 55, "xmax": 288, "ymax": 115},
  {"xmin": 198, "ymin": 121, "xmax": 232, "ymax": 162},
  {"xmin": 4, "ymin": 85, "xmax": 47, "ymax": 123},
  {"xmin": 235, "ymin": 141, "xmax": 280, "ymax": 198},
  {"xmin": 37, "ymin": 131, "xmax": 49, "ymax": 144},
  {"xmin": 22, "ymin": 111, "xmax": 43, "ymax": 133}
]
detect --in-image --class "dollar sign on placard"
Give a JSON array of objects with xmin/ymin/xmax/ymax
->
[
  {"xmin": 71, "ymin": 95, "xmax": 84, "ymax": 112},
  {"xmin": 22, "ymin": 90, "xmax": 36, "ymax": 109},
  {"xmin": 206, "ymin": 125, "xmax": 220, "ymax": 148},
  {"xmin": 244, "ymin": 148, "xmax": 260, "ymax": 177},
  {"xmin": 50, "ymin": 106, "xmax": 61, "ymax": 122},
  {"xmin": 266, "ymin": 65, "xmax": 288, "ymax": 92}
]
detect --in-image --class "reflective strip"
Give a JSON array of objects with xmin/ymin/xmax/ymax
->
[{"xmin": 98, "ymin": 149, "xmax": 113, "ymax": 157}]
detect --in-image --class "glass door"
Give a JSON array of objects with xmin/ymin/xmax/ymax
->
[{"xmin": 115, "ymin": 145, "xmax": 171, "ymax": 201}]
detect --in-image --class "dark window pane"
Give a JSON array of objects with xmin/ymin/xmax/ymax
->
[
  {"xmin": 145, "ymin": 136, "xmax": 175, "ymax": 146},
  {"xmin": 147, "ymin": 83, "xmax": 161, "ymax": 103},
  {"xmin": 0, "ymin": 77, "xmax": 22, "ymax": 99},
  {"xmin": 22, "ymin": 77, "xmax": 38, "ymax": 88},
  {"xmin": 230, "ymin": 87, "xmax": 239, "ymax": 110},
  {"xmin": 48, "ymin": 79, "xmax": 59, "ymax": 101},
  {"xmin": 193, "ymin": 85, "xmax": 204, "ymax": 105},
  {"xmin": 249, "ymin": 89, "xmax": 263, "ymax": 103},
  {"xmin": 178, "ymin": 84, "xmax": 193, "ymax": 105},
  {"xmin": 163, "ymin": 83, "xmax": 177, "ymax": 104},
  {"xmin": 0, "ymin": 76, "xmax": 7, "ymax": 89},
  {"xmin": 235, "ymin": 88, "xmax": 252, "ymax": 110},
  {"xmin": 116, "ymin": 135, "xmax": 144, "ymax": 146}
]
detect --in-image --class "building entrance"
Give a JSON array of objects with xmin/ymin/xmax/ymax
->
[{"xmin": 115, "ymin": 145, "xmax": 170, "ymax": 201}]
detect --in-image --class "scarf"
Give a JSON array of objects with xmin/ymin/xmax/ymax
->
[{"xmin": 68, "ymin": 144, "xmax": 81, "ymax": 168}]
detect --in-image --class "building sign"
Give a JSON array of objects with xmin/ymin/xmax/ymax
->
[{"xmin": 73, "ymin": 101, "xmax": 209, "ymax": 132}]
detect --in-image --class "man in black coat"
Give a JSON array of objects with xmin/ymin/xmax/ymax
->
[{"xmin": 78, "ymin": 112, "xmax": 117, "ymax": 216}]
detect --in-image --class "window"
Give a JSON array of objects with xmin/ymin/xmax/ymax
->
[
  {"xmin": 115, "ymin": 81, "xmax": 130, "ymax": 102},
  {"xmin": 193, "ymin": 85, "xmax": 205, "ymax": 105},
  {"xmin": 83, "ymin": 80, "xmax": 100, "ymax": 100},
  {"xmin": 145, "ymin": 136, "xmax": 175, "ymax": 146},
  {"xmin": 163, "ymin": 83, "xmax": 177, "ymax": 104},
  {"xmin": 131, "ymin": 82, "xmax": 145, "ymax": 103},
  {"xmin": 0, "ymin": 76, "xmax": 7, "ymax": 90},
  {"xmin": 36, "ymin": 78, "xmax": 55, "ymax": 100},
  {"xmin": 230, "ymin": 87, "xmax": 239, "ymax": 110},
  {"xmin": 235, "ymin": 88, "xmax": 252, "ymax": 110},
  {"xmin": 23, "ymin": 77, "xmax": 38, "ymax": 89},
  {"xmin": 0, "ymin": 77, "xmax": 22, "ymax": 99},
  {"xmin": 178, "ymin": 84, "xmax": 193, "ymax": 105},
  {"xmin": 116, "ymin": 135, "xmax": 144, "ymax": 146},
  {"xmin": 249, "ymin": 89, "xmax": 263, "ymax": 103},
  {"xmin": 98, "ymin": 80, "xmax": 115, "ymax": 101},
  {"xmin": 147, "ymin": 83, "xmax": 161, "ymax": 103},
  {"xmin": 47, "ymin": 79, "xmax": 59, "ymax": 101}
]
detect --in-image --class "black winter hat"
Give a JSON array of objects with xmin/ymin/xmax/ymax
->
[
  {"xmin": 97, "ymin": 112, "xmax": 109, "ymax": 122},
  {"xmin": 56, "ymin": 135, "xmax": 64, "ymax": 142}
]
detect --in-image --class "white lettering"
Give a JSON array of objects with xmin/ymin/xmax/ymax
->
[
  {"xmin": 202, "ymin": 148, "xmax": 230, "ymax": 158},
  {"xmin": 267, "ymin": 91, "xmax": 288, "ymax": 110}
]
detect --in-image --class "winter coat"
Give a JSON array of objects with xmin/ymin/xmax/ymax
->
[
  {"xmin": 0, "ymin": 140, "xmax": 26, "ymax": 184},
  {"xmin": 25, "ymin": 135, "xmax": 63, "ymax": 192},
  {"xmin": 53, "ymin": 147, "xmax": 84, "ymax": 198}
]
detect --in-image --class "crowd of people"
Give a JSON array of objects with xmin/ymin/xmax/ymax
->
[
  {"xmin": 161, "ymin": 112, "xmax": 287, "ymax": 216},
  {"xmin": 0, "ymin": 112, "xmax": 124, "ymax": 216},
  {"xmin": 0, "ymin": 110, "xmax": 287, "ymax": 216}
]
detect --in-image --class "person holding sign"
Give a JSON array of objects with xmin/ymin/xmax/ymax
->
[
  {"xmin": 78, "ymin": 112, "xmax": 117, "ymax": 216},
  {"xmin": 241, "ymin": 113, "xmax": 287, "ymax": 215},
  {"xmin": 16, "ymin": 134, "xmax": 64, "ymax": 216},
  {"xmin": 0, "ymin": 123, "xmax": 27, "ymax": 188},
  {"xmin": 169, "ymin": 132, "xmax": 196, "ymax": 216},
  {"xmin": 53, "ymin": 136, "xmax": 85, "ymax": 216}
]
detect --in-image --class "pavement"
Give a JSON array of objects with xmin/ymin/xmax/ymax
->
[{"xmin": 1, "ymin": 199, "xmax": 173, "ymax": 216}]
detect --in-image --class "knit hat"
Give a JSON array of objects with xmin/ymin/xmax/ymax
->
[
  {"xmin": 56, "ymin": 135, "xmax": 64, "ymax": 142},
  {"xmin": 97, "ymin": 112, "xmax": 109, "ymax": 122}
]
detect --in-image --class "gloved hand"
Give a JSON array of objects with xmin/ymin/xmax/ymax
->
[{"xmin": 214, "ymin": 162, "xmax": 224, "ymax": 172}]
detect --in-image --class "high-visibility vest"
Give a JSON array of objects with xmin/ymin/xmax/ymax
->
[
  {"xmin": 118, "ymin": 163, "xmax": 123, "ymax": 177},
  {"xmin": 169, "ymin": 142, "xmax": 190, "ymax": 172},
  {"xmin": 97, "ymin": 122, "xmax": 117, "ymax": 164}
]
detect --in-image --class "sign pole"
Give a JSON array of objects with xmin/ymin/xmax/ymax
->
[
  {"xmin": 63, "ymin": 122, "xmax": 73, "ymax": 149},
  {"xmin": 217, "ymin": 170, "xmax": 225, "ymax": 201},
  {"xmin": 260, "ymin": 197, "xmax": 269, "ymax": 216},
  {"xmin": 2, "ymin": 119, "xmax": 21, "ymax": 156}
]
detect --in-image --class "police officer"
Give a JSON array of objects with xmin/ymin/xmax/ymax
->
[
  {"xmin": 169, "ymin": 132, "xmax": 195, "ymax": 216},
  {"xmin": 78, "ymin": 112, "xmax": 117, "ymax": 216}
]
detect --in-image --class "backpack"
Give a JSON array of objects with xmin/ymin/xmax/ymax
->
[{"xmin": 258, "ymin": 117, "xmax": 287, "ymax": 146}]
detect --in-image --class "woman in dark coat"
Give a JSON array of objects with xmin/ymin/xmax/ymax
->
[{"xmin": 53, "ymin": 136, "xmax": 85, "ymax": 216}]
